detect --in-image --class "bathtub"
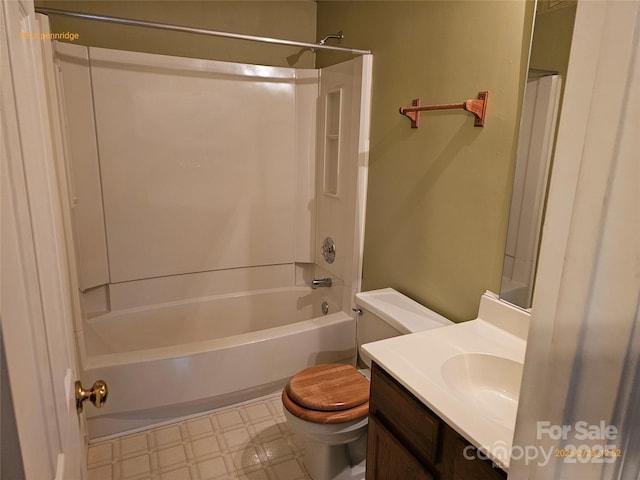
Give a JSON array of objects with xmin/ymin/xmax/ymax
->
[{"xmin": 80, "ymin": 287, "xmax": 355, "ymax": 438}]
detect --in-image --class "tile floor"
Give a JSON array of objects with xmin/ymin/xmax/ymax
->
[{"xmin": 87, "ymin": 392, "xmax": 312, "ymax": 480}]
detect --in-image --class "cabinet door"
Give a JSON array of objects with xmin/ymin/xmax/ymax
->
[
  {"xmin": 366, "ymin": 415, "xmax": 433, "ymax": 480},
  {"xmin": 452, "ymin": 438, "xmax": 507, "ymax": 480},
  {"xmin": 369, "ymin": 363, "xmax": 441, "ymax": 465}
]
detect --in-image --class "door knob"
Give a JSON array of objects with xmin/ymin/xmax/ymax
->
[{"xmin": 75, "ymin": 380, "xmax": 108, "ymax": 413}]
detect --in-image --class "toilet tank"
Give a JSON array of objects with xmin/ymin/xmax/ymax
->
[{"xmin": 354, "ymin": 288, "xmax": 452, "ymax": 367}]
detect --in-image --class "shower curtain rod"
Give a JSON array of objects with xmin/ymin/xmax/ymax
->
[{"xmin": 34, "ymin": 7, "xmax": 371, "ymax": 55}]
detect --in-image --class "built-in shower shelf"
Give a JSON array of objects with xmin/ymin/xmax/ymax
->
[{"xmin": 399, "ymin": 91, "xmax": 489, "ymax": 128}]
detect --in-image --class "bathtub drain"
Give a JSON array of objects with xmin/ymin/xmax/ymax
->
[{"xmin": 321, "ymin": 302, "xmax": 329, "ymax": 315}]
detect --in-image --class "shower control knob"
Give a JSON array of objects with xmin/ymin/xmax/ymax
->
[
  {"xmin": 75, "ymin": 379, "xmax": 108, "ymax": 413},
  {"xmin": 321, "ymin": 237, "xmax": 336, "ymax": 264}
]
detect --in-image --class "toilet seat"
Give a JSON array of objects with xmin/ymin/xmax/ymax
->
[{"xmin": 282, "ymin": 364, "xmax": 370, "ymax": 425}]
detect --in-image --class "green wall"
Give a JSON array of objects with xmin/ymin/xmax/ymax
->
[
  {"xmin": 35, "ymin": 0, "xmax": 317, "ymax": 67},
  {"xmin": 317, "ymin": 1, "xmax": 535, "ymax": 321}
]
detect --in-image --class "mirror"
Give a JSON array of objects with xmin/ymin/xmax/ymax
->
[{"xmin": 500, "ymin": 0, "xmax": 577, "ymax": 309}]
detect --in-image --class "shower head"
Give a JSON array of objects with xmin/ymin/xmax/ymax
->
[
  {"xmin": 319, "ymin": 31, "xmax": 344, "ymax": 45},
  {"xmin": 287, "ymin": 31, "xmax": 344, "ymax": 64}
]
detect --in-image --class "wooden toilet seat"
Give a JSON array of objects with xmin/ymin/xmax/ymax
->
[{"xmin": 282, "ymin": 364, "xmax": 370, "ymax": 424}]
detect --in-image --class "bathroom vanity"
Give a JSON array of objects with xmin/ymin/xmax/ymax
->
[
  {"xmin": 366, "ymin": 362, "xmax": 506, "ymax": 480},
  {"xmin": 361, "ymin": 291, "xmax": 530, "ymax": 479}
]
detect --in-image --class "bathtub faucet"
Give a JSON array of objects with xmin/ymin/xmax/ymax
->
[{"xmin": 311, "ymin": 277, "xmax": 332, "ymax": 289}]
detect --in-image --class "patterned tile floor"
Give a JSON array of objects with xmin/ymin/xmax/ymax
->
[{"xmin": 87, "ymin": 392, "xmax": 312, "ymax": 480}]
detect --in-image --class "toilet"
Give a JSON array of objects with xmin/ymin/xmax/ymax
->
[{"xmin": 282, "ymin": 288, "xmax": 453, "ymax": 480}]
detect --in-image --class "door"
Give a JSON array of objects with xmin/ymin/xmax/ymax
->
[
  {"xmin": 1, "ymin": 0, "xmax": 86, "ymax": 478},
  {"xmin": 366, "ymin": 416, "xmax": 434, "ymax": 480}
]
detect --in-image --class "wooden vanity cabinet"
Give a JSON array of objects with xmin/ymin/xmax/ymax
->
[{"xmin": 366, "ymin": 362, "xmax": 507, "ymax": 480}]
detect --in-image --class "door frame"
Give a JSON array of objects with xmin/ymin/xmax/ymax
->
[{"xmin": 1, "ymin": 0, "xmax": 86, "ymax": 478}]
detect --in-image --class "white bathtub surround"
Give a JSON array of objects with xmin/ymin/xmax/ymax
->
[
  {"xmin": 87, "ymin": 392, "xmax": 311, "ymax": 480},
  {"xmin": 361, "ymin": 291, "xmax": 530, "ymax": 470},
  {"xmin": 57, "ymin": 44, "xmax": 316, "ymax": 286},
  {"xmin": 51, "ymin": 43, "xmax": 373, "ymax": 441},
  {"xmin": 314, "ymin": 57, "xmax": 373, "ymax": 313},
  {"xmin": 55, "ymin": 43, "xmax": 372, "ymax": 318}
]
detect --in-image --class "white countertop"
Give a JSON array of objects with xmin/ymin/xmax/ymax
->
[{"xmin": 361, "ymin": 293, "xmax": 529, "ymax": 470}]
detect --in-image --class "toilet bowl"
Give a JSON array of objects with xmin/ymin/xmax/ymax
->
[{"xmin": 282, "ymin": 288, "xmax": 453, "ymax": 480}]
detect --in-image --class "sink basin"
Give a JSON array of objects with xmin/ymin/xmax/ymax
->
[{"xmin": 441, "ymin": 353, "xmax": 523, "ymax": 428}]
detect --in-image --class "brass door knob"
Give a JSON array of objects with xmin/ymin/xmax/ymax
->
[{"xmin": 75, "ymin": 380, "xmax": 108, "ymax": 413}]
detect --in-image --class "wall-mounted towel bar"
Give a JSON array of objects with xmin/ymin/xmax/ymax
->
[{"xmin": 399, "ymin": 91, "xmax": 489, "ymax": 128}]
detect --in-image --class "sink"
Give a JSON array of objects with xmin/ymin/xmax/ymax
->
[{"xmin": 441, "ymin": 353, "xmax": 523, "ymax": 428}]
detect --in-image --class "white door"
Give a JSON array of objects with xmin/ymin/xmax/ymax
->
[{"xmin": 1, "ymin": 0, "xmax": 87, "ymax": 478}]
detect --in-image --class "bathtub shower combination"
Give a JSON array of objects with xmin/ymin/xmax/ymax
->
[
  {"xmin": 53, "ymin": 43, "xmax": 372, "ymax": 437},
  {"xmin": 83, "ymin": 287, "xmax": 355, "ymax": 437}
]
